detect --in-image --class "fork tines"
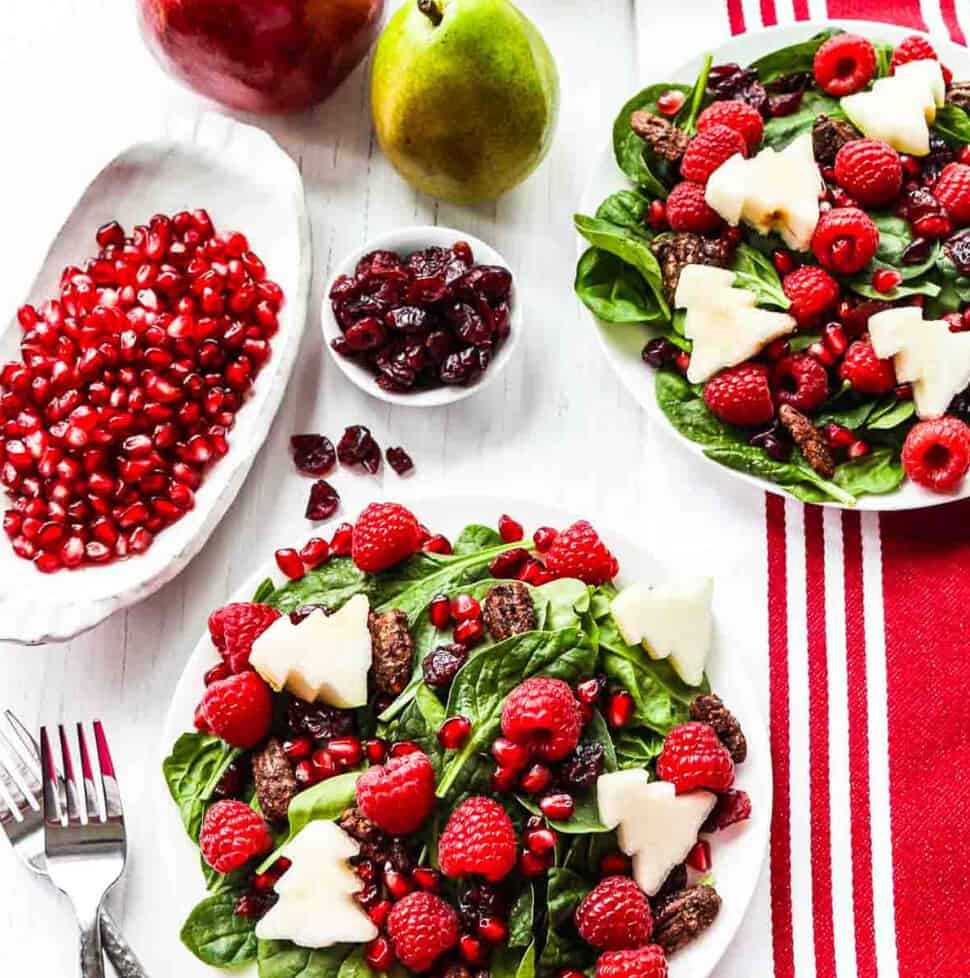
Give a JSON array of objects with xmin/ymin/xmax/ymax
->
[
  {"xmin": 0, "ymin": 711, "xmax": 42, "ymax": 826},
  {"xmin": 40, "ymin": 722, "xmax": 123, "ymax": 828}
]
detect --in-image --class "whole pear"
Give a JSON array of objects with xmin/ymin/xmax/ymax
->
[{"xmin": 371, "ymin": 0, "xmax": 559, "ymax": 203}]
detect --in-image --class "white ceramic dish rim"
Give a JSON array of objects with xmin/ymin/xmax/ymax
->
[
  {"xmin": 578, "ymin": 19, "xmax": 970, "ymax": 511},
  {"xmin": 0, "ymin": 112, "xmax": 311, "ymax": 644},
  {"xmin": 321, "ymin": 225, "xmax": 522, "ymax": 407},
  {"xmin": 155, "ymin": 493, "xmax": 772, "ymax": 978}
]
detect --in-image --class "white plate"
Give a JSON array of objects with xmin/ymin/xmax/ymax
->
[
  {"xmin": 321, "ymin": 226, "xmax": 522, "ymax": 408},
  {"xmin": 156, "ymin": 494, "xmax": 771, "ymax": 978},
  {"xmin": 578, "ymin": 20, "xmax": 970, "ymax": 511},
  {"xmin": 0, "ymin": 113, "xmax": 311, "ymax": 644}
]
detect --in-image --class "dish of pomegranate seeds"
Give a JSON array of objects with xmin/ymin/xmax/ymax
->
[
  {"xmin": 157, "ymin": 497, "xmax": 769, "ymax": 978},
  {"xmin": 0, "ymin": 116, "xmax": 310, "ymax": 643},
  {"xmin": 323, "ymin": 227, "xmax": 521, "ymax": 406},
  {"xmin": 575, "ymin": 23, "xmax": 970, "ymax": 508}
]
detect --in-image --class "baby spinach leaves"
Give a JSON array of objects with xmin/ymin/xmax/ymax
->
[
  {"xmin": 452, "ymin": 524, "xmax": 502, "ymax": 555},
  {"xmin": 575, "ymin": 248, "xmax": 665, "ymax": 324},
  {"xmin": 749, "ymin": 29, "xmax": 839, "ymax": 82},
  {"xmin": 934, "ymin": 104, "xmax": 970, "ymax": 147},
  {"xmin": 732, "ymin": 243, "xmax": 790, "ymax": 309},
  {"xmin": 257, "ymin": 940, "xmax": 355, "ymax": 978},
  {"xmin": 180, "ymin": 891, "xmax": 258, "ymax": 968},
  {"xmin": 675, "ymin": 55, "xmax": 714, "ymax": 134},
  {"xmin": 595, "ymin": 190, "xmax": 653, "ymax": 233},
  {"xmin": 762, "ymin": 91, "xmax": 842, "ymax": 148},
  {"xmin": 262, "ymin": 558, "xmax": 371, "ymax": 615},
  {"xmin": 539, "ymin": 869, "xmax": 595, "ymax": 974},
  {"xmin": 163, "ymin": 733, "xmax": 241, "ymax": 843}
]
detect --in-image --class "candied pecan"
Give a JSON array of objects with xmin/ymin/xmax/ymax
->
[
  {"xmin": 251, "ymin": 737, "xmax": 299, "ymax": 823},
  {"xmin": 630, "ymin": 110, "xmax": 692, "ymax": 163},
  {"xmin": 651, "ymin": 233, "xmax": 735, "ymax": 305},
  {"xmin": 368, "ymin": 609, "xmax": 414, "ymax": 696},
  {"xmin": 339, "ymin": 806, "xmax": 384, "ymax": 846},
  {"xmin": 778, "ymin": 404, "xmax": 835, "ymax": 478},
  {"xmin": 649, "ymin": 863, "xmax": 689, "ymax": 916},
  {"xmin": 947, "ymin": 82, "xmax": 970, "ymax": 113},
  {"xmin": 442, "ymin": 966, "xmax": 472, "ymax": 978},
  {"xmin": 690, "ymin": 693, "xmax": 747, "ymax": 763},
  {"xmin": 482, "ymin": 582, "xmax": 537, "ymax": 641},
  {"xmin": 812, "ymin": 114, "xmax": 860, "ymax": 166},
  {"xmin": 653, "ymin": 884, "xmax": 721, "ymax": 955}
]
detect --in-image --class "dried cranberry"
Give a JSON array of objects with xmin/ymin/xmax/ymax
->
[
  {"xmin": 897, "ymin": 186, "xmax": 943, "ymax": 223},
  {"xmin": 405, "ymin": 246, "xmax": 452, "ymax": 278},
  {"xmin": 337, "ymin": 426, "xmax": 381, "ymax": 472},
  {"xmin": 557, "ymin": 742, "xmax": 606, "ymax": 792},
  {"xmin": 455, "ymin": 266, "xmax": 513, "ymax": 302},
  {"xmin": 448, "ymin": 303, "xmax": 492, "ymax": 347},
  {"xmin": 290, "ymin": 434, "xmax": 336, "ymax": 476},
  {"xmin": 702, "ymin": 789, "xmax": 752, "ymax": 832},
  {"xmin": 306, "ymin": 480, "xmax": 340, "ymax": 521},
  {"xmin": 288, "ymin": 699, "xmax": 356, "ymax": 739},
  {"xmin": 642, "ymin": 337, "xmax": 678, "ymax": 368},
  {"xmin": 946, "ymin": 230, "xmax": 970, "ymax": 275},
  {"xmin": 407, "ymin": 277, "xmax": 448, "ymax": 304},
  {"xmin": 707, "ymin": 63, "xmax": 768, "ymax": 113},
  {"xmin": 376, "ymin": 353, "xmax": 417, "ymax": 391},
  {"xmin": 750, "ymin": 427, "xmax": 790, "ymax": 462},
  {"xmin": 289, "ymin": 603, "xmax": 332, "ymax": 624},
  {"xmin": 386, "ymin": 306, "xmax": 428, "ymax": 333},
  {"xmin": 767, "ymin": 90, "xmax": 805, "ymax": 117},
  {"xmin": 385, "ymin": 446, "xmax": 414, "ymax": 475},
  {"xmin": 422, "ymin": 643, "xmax": 468, "ymax": 687},
  {"xmin": 345, "ymin": 318, "xmax": 386, "ymax": 351},
  {"xmin": 900, "ymin": 237, "xmax": 934, "ymax": 266},
  {"xmin": 355, "ymin": 250, "xmax": 408, "ymax": 284}
]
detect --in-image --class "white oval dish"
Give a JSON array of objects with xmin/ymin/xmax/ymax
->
[
  {"xmin": 0, "ymin": 113, "xmax": 311, "ymax": 644},
  {"xmin": 155, "ymin": 494, "xmax": 771, "ymax": 978},
  {"xmin": 578, "ymin": 20, "xmax": 970, "ymax": 510},
  {"xmin": 321, "ymin": 226, "xmax": 521, "ymax": 407}
]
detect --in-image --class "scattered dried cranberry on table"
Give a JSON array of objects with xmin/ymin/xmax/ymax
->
[
  {"xmin": 329, "ymin": 242, "xmax": 513, "ymax": 392},
  {"xmin": 1, "ymin": 210, "xmax": 283, "ymax": 571}
]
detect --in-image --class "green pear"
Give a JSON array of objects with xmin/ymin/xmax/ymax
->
[{"xmin": 371, "ymin": 0, "xmax": 559, "ymax": 203}]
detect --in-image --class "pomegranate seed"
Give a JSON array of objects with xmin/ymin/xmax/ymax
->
[
  {"xmin": 824, "ymin": 423, "xmax": 855, "ymax": 449},
  {"xmin": 275, "ymin": 548, "xmax": 304, "ymax": 580},
  {"xmin": 808, "ymin": 341, "xmax": 835, "ymax": 366},
  {"xmin": 389, "ymin": 740, "xmax": 421, "ymax": 758},
  {"xmin": 438, "ymin": 716, "xmax": 472, "ymax": 750},
  {"xmin": 895, "ymin": 383, "xmax": 914, "ymax": 400},
  {"xmin": 533, "ymin": 526, "xmax": 557, "ymax": 552},
  {"xmin": 491, "ymin": 763, "xmax": 521, "ymax": 793},
  {"xmin": 823, "ymin": 322, "xmax": 848, "ymax": 356},
  {"xmin": 647, "ymin": 199, "xmax": 667, "ymax": 231},
  {"xmin": 559, "ymin": 971, "xmax": 587, "ymax": 978},
  {"xmin": 491, "ymin": 737, "xmax": 530, "ymax": 770},
  {"xmin": 489, "ymin": 547, "xmax": 530, "ymax": 578},
  {"xmin": 282, "ymin": 737, "xmax": 312, "ymax": 761},
  {"xmin": 497, "ymin": 514, "xmax": 524, "ymax": 542},
  {"xmin": 294, "ymin": 759, "xmax": 316, "ymax": 786},
  {"xmin": 328, "ymin": 737, "xmax": 363, "ymax": 767},
  {"xmin": 913, "ymin": 213, "xmax": 951, "ymax": 239},
  {"xmin": 872, "ymin": 268, "xmax": 902, "ymax": 294},
  {"xmin": 607, "ymin": 690, "xmax": 635, "ymax": 728},
  {"xmin": 330, "ymin": 522, "xmax": 353, "ymax": 555},
  {"xmin": 311, "ymin": 748, "xmax": 336, "ymax": 779},
  {"xmin": 364, "ymin": 739, "xmax": 387, "ymax": 764},
  {"xmin": 428, "ymin": 594, "xmax": 452, "ymax": 628},
  {"xmin": 59, "ymin": 535, "xmax": 85, "ymax": 568},
  {"xmin": 453, "ymin": 618, "xmax": 484, "ymax": 646},
  {"xmin": 773, "ymin": 250, "xmax": 796, "ymax": 276},
  {"xmin": 686, "ymin": 839, "xmax": 712, "ymax": 872},
  {"xmin": 657, "ymin": 89, "xmax": 685, "ymax": 116},
  {"xmin": 539, "ymin": 793, "xmax": 574, "ymax": 821},
  {"xmin": 576, "ymin": 676, "xmax": 605, "ymax": 704},
  {"xmin": 368, "ymin": 900, "xmax": 392, "ymax": 928},
  {"xmin": 383, "ymin": 867, "xmax": 413, "ymax": 900},
  {"xmin": 298, "ymin": 537, "xmax": 330, "ymax": 568},
  {"xmin": 459, "ymin": 935, "xmax": 488, "ymax": 967},
  {"xmin": 85, "ymin": 541, "xmax": 111, "ymax": 563},
  {"xmin": 848, "ymin": 439, "xmax": 871, "ymax": 459},
  {"xmin": 422, "ymin": 533, "xmax": 452, "ymax": 554},
  {"xmin": 3, "ymin": 512, "xmax": 22, "ymax": 539},
  {"xmin": 450, "ymin": 593, "xmax": 481, "ymax": 622},
  {"xmin": 519, "ymin": 850, "xmax": 551, "ymax": 877},
  {"xmin": 519, "ymin": 763, "xmax": 551, "ymax": 795},
  {"xmin": 34, "ymin": 552, "xmax": 62, "ymax": 573},
  {"xmin": 525, "ymin": 827, "xmax": 557, "ymax": 855},
  {"xmin": 599, "ymin": 851, "xmax": 632, "ymax": 876},
  {"xmin": 478, "ymin": 916, "xmax": 508, "ymax": 943},
  {"xmin": 365, "ymin": 937, "xmax": 395, "ymax": 972}
]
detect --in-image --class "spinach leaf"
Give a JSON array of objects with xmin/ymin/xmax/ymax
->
[
  {"xmin": 492, "ymin": 943, "xmax": 536, "ymax": 978},
  {"xmin": 539, "ymin": 869, "xmax": 595, "ymax": 973},
  {"xmin": 601, "ymin": 653, "xmax": 694, "ymax": 735},
  {"xmin": 675, "ymin": 55, "xmax": 713, "ymax": 134},
  {"xmin": 263, "ymin": 558, "xmax": 372, "ymax": 615},
  {"xmin": 252, "ymin": 577, "xmax": 275, "ymax": 603},
  {"xmin": 388, "ymin": 684, "xmax": 447, "ymax": 777},
  {"xmin": 436, "ymin": 628, "xmax": 597, "ymax": 800},
  {"xmin": 750, "ymin": 29, "xmax": 839, "ymax": 82},
  {"xmin": 872, "ymin": 213, "xmax": 916, "ymax": 265},
  {"xmin": 833, "ymin": 447, "xmax": 905, "ymax": 496},
  {"xmin": 848, "ymin": 275, "xmax": 940, "ymax": 300},
  {"xmin": 452, "ymin": 524, "xmax": 502, "ymax": 556},
  {"xmin": 595, "ymin": 190, "xmax": 653, "ymax": 234},
  {"xmin": 181, "ymin": 891, "xmax": 257, "ymax": 968},
  {"xmin": 574, "ymin": 216, "xmax": 669, "ymax": 320},
  {"xmin": 762, "ymin": 91, "xmax": 843, "ymax": 148},
  {"xmin": 575, "ymin": 248, "xmax": 665, "ymax": 325},
  {"xmin": 613, "ymin": 728, "xmax": 665, "ymax": 769},
  {"xmin": 874, "ymin": 40, "xmax": 894, "ymax": 78},
  {"xmin": 655, "ymin": 370, "xmax": 745, "ymax": 449},
  {"xmin": 508, "ymin": 886, "xmax": 535, "ymax": 948},
  {"xmin": 163, "ymin": 733, "xmax": 241, "ymax": 843},
  {"xmin": 847, "ymin": 214, "xmax": 941, "ymax": 297},
  {"xmin": 284, "ymin": 771, "xmax": 360, "ymax": 841},
  {"xmin": 257, "ymin": 940, "xmax": 354, "ymax": 978},
  {"xmin": 732, "ymin": 243, "xmax": 790, "ymax": 309},
  {"xmin": 336, "ymin": 947, "xmax": 404, "ymax": 978},
  {"xmin": 612, "ymin": 82, "xmax": 692, "ymax": 196},
  {"xmin": 865, "ymin": 398, "xmax": 915, "ymax": 431},
  {"xmin": 935, "ymin": 104, "xmax": 970, "ymax": 146}
]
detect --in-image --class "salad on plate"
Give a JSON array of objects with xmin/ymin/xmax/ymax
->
[
  {"xmin": 163, "ymin": 502, "xmax": 754, "ymax": 978},
  {"xmin": 575, "ymin": 28, "xmax": 970, "ymax": 504}
]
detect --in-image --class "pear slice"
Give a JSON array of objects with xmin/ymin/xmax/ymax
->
[
  {"xmin": 596, "ymin": 771, "xmax": 716, "ymax": 895},
  {"xmin": 894, "ymin": 59, "xmax": 946, "ymax": 116},
  {"xmin": 255, "ymin": 821, "xmax": 378, "ymax": 948},
  {"xmin": 610, "ymin": 577, "xmax": 713, "ymax": 687},
  {"xmin": 250, "ymin": 594, "xmax": 372, "ymax": 708}
]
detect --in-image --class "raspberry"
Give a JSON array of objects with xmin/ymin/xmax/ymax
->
[
  {"xmin": 656, "ymin": 722, "xmax": 735, "ymax": 794},
  {"xmin": 438, "ymin": 797, "xmax": 518, "ymax": 882},
  {"xmin": 839, "ymin": 339, "xmax": 896, "ymax": 395},
  {"xmin": 680, "ymin": 125, "xmax": 748, "ymax": 184},
  {"xmin": 772, "ymin": 353, "xmax": 830, "ymax": 412},
  {"xmin": 386, "ymin": 892, "xmax": 460, "ymax": 972},
  {"xmin": 834, "ymin": 140, "xmax": 903, "ymax": 208},
  {"xmin": 902, "ymin": 417, "xmax": 970, "ymax": 491},
  {"xmin": 208, "ymin": 602, "xmax": 281, "ymax": 673},
  {"xmin": 665, "ymin": 182, "xmax": 723, "ymax": 234},
  {"xmin": 813, "ymin": 33, "xmax": 877, "ymax": 96},
  {"xmin": 575, "ymin": 876, "xmax": 654, "ymax": 950},
  {"xmin": 352, "ymin": 502, "xmax": 422, "ymax": 573},
  {"xmin": 703, "ymin": 363, "xmax": 774, "ymax": 427},
  {"xmin": 500, "ymin": 677, "xmax": 583, "ymax": 761},
  {"xmin": 199, "ymin": 799, "xmax": 272, "ymax": 873},
  {"xmin": 697, "ymin": 100, "xmax": 764, "ymax": 153},
  {"xmin": 355, "ymin": 751, "xmax": 436, "ymax": 835},
  {"xmin": 596, "ymin": 946, "xmax": 668, "ymax": 978},
  {"xmin": 812, "ymin": 208, "xmax": 879, "ymax": 275},
  {"xmin": 702, "ymin": 788, "xmax": 753, "ymax": 832},
  {"xmin": 543, "ymin": 520, "xmax": 618, "ymax": 585},
  {"xmin": 782, "ymin": 266, "xmax": 840, "ymax": 328},
  {"xmin": 934, "ymin": 164, "xmax": 970, "ymax": 227},
  {"xmin": 201, "ymin": 671, "xmax": 273, "ymax": 749},
  {"xmin": 890, "ymin": 34, "xmax": 953, "ymax": 84}
]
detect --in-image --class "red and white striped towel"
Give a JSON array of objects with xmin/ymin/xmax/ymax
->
[{"xmin": 634, "ymin": 2, "xmax": 970, "ymax": 976}]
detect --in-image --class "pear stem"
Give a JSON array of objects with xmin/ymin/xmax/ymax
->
[{"xmin": 418, "ymin": 0, "xmax": 443, "ymax": 26}]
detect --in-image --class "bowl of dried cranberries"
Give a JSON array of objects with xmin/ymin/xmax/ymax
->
[{"xmin": 322, "ymin": 226, "xmax": 520, "ymax": 406}]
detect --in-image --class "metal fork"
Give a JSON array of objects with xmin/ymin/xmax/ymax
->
[
  {"xmin": 41, "ymin": 721, "xmax": 128, "ymax": 978},
  {"xmin": 0, "ymin": 712, "xmax": 147, "ymax": 977}
]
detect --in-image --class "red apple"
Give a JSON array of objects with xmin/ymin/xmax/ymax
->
[{"xmin": 137, "ymin": 0, "xmax": 385, "ymax": 114}]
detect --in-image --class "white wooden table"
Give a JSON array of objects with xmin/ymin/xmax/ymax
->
[{"xmin": 0, "ymin": 0, "xmax": 770, "ymax": 971}]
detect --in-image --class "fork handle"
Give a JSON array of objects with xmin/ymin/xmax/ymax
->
[
  {"xmin": 101, "ymin": 908, "xmax": 149, "ymax": 978},
  {"xmin": 78, "ymin": 903, "xmax": 105, "ymax": 978}
]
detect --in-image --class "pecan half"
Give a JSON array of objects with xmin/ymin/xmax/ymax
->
[
  {"xmin": 690, "ymin": 693, "xmax": 747, "ymax": 763},
  {"xmin": 482, "ymin": 582, "xmax": 536, "ymax": 641},
  {"xmin": 251, "ymin": 737, "xmax": 298, "ymax": 823},
  {"xmin": 369, "ymin": 609, "xmax": 413, "ymax": 696},
  {"xmin": 653, "ymin": 884, "xmax": 722, "ymax": 955},
  {"xmin": 778, "ymin": 404, "xmax": 835, "ymax": 478},
  {"xmin": 649, "ymin": 863, "xmax": 689, "ymax": 916},
  {"xmin": 631, "ymin": 110, "xmax": 691, "ymax": 163},
  {"xmin": 651, "ymin": 233, "xmax": 735, "ymax": 305},
  {"xmin": 812, "ymin": 113, "xmax": 860, "ymax": 166},
  {"xmin": 947, "ymin": 81, "xmax": 970, "ymax": 113}
]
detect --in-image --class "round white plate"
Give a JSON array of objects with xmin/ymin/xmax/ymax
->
[
  {"xmin": 156, "ymin": 494, "xmax": 771, "ymax": 978},
  {"xmin": 578, "ymin": 20, "xmax": 970, "ymax": 511}
]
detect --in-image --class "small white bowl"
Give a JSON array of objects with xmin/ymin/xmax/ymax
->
[{"xmin": 321, "ymin": 225, "xmax": 521, "ymax": 407}]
